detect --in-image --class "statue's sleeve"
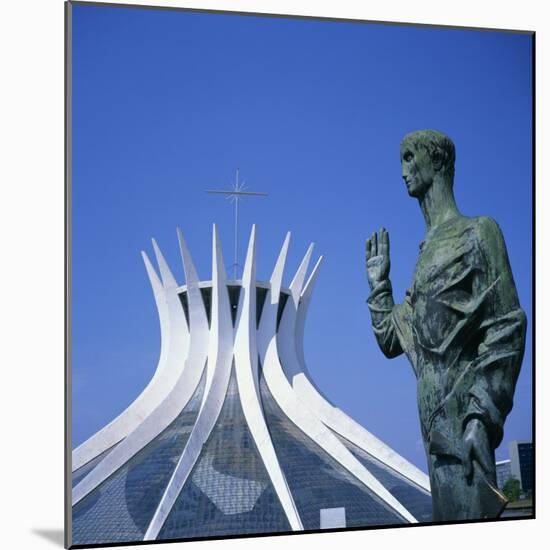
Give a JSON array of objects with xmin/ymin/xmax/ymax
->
[
  {"xmin": 462, "ymin": 217, "xmax": 527, "ymax": 449},
  {"xmin": 367, "ymin": 279, "xmax": 415, "ymax": 366}
]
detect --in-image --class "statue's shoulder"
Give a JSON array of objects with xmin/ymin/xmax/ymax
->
[
  {"xmin": 470, "ymin": 215, "xmax": 505, "ymax": 241},
  {"xmin": 432, "ymin": 216, "xmax": 507, "ymax": 254},
  {"xmin": 445, "ymin": 215, "xmax": 502, "ymax": 240},
  {"xmin": 467, "ymin": 216, "xmax": 509, "ymax": 260}
]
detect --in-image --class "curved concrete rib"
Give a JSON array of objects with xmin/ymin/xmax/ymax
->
[
  {"xmin": 72, "ymin": 235, "xmax": 209, "ymax": 505},
  {"xmin": 278, "ymin": 244, "xmax": 313, "ymax": 382},
  {"xmin": 144, "ymin": 225, "xmax": 234, "ymax": 540},
  {"xmin": 72, "ymin": 242, "xmax": 189, "ymax": 471},
  {"xmin": 234, "ymin": 227, "xmax": 303, "ymax": 531},
  {"xmin": 291, "ymin": 265, "xmax": 431, "ymax": 493},
  {"xmin": 263, "ymin": 242, "xmax": 418, "ymax": 523},
  {"xmin": 295, "ymin": 260, "xmax": 322, "ymax": 371}
]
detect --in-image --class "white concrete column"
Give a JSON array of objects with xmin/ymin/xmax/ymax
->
[
  {"xmin": 234, "ymin": 226, "xmax": 303, "ymax": 531},
  {"xmin": 72, "ymin": 240, "xmax": 189, "ymax": 471},
  {"xmin": 72, "ymin": 234, "xmax": 209, "ymax": 505},
  {"xmin": 144, "ymin": 225, "xmax": 234, "ymax": 540}
]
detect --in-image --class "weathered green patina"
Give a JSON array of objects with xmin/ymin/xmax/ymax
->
[{"xmin": 366, "ymin": 130, "xmax": 527, "ymax": 521}]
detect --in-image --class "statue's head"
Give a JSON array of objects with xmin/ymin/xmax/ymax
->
[{"xmin": 400, "ymin": 130, "xmax": 456, "ymax": 198}]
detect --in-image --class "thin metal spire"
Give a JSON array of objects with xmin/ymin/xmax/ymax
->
[{"xmin": 206, "ymin": 169, "xmax": 268, "ymax": 279}]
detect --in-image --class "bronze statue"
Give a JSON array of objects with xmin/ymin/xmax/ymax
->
[{"xmin": 365, "ymin": 130, "xmax": 526, "ymax": 521}]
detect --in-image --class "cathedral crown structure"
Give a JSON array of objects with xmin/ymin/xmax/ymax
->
[{"xmin": 71, "ymin": 225, "xmax": 432, "ymax": 545}]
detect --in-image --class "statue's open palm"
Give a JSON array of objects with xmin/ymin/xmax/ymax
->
[{"xmin": 366, "ymin": 228, "xmax": 391, "ymax": 289}]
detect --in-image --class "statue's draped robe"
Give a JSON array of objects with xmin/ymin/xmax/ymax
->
[{"xmin": 367, "ymin": 216, "xmax": 526, "ymax": 520}]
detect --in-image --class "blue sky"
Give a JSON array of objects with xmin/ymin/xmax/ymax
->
[{"xmin": 71, "ymin": 3, "xmax": 533, "ymax": 470}]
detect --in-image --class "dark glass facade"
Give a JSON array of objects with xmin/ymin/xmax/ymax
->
[
  {"xmin": 517, "ymin": 442, "xmax": 533, "ymax": 494},
  {"xmin": 158, "ymin": 367, "xmax": 290, "ymax": 540},
  {"xmin": 71, "ymin": 370, "xmax": 206, "ymax": 545},
  {"xmin": 178, "ymin": 285, "xmax": 288, "ymax": 329},
  {"xmin": 259, "ymin": 373, "xmax": 407, "ymax": 529}
]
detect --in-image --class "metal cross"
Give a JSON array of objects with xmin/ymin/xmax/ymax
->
[{"xmin": 206, "ymin": 169, "xmax": 268, "ymax": 279}]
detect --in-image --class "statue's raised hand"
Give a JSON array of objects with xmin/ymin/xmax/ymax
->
[{"xmin": 366, "ymin": 228, "xmax": 391, "ymax": 289}]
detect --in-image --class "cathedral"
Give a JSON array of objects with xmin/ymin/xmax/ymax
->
[{"xmin": 70, "ymin": 225, "xmax": 432, "ymax": 546}]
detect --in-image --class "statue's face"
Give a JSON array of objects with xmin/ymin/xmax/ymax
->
[{"xmin": 400, "ymin": 144, "xmax": 436, "ymax": 198}]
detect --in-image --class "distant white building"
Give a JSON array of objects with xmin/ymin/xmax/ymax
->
[{"xmin": 496, "ymin": 459, "xmax": 512, "ymax": 490}]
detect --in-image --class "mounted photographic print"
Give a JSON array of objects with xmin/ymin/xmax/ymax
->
[{"xmin": 65, "ymin": 1, "xmax": 534, "ymax": 547}]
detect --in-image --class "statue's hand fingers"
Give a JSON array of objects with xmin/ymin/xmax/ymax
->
[
  {"xmin": 379, "ymin": 227, "xmax": 389, "ymax": 257},
  {"xmin": 371, "ymin": 231, "xmax": 378, "ymax": 256}
]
